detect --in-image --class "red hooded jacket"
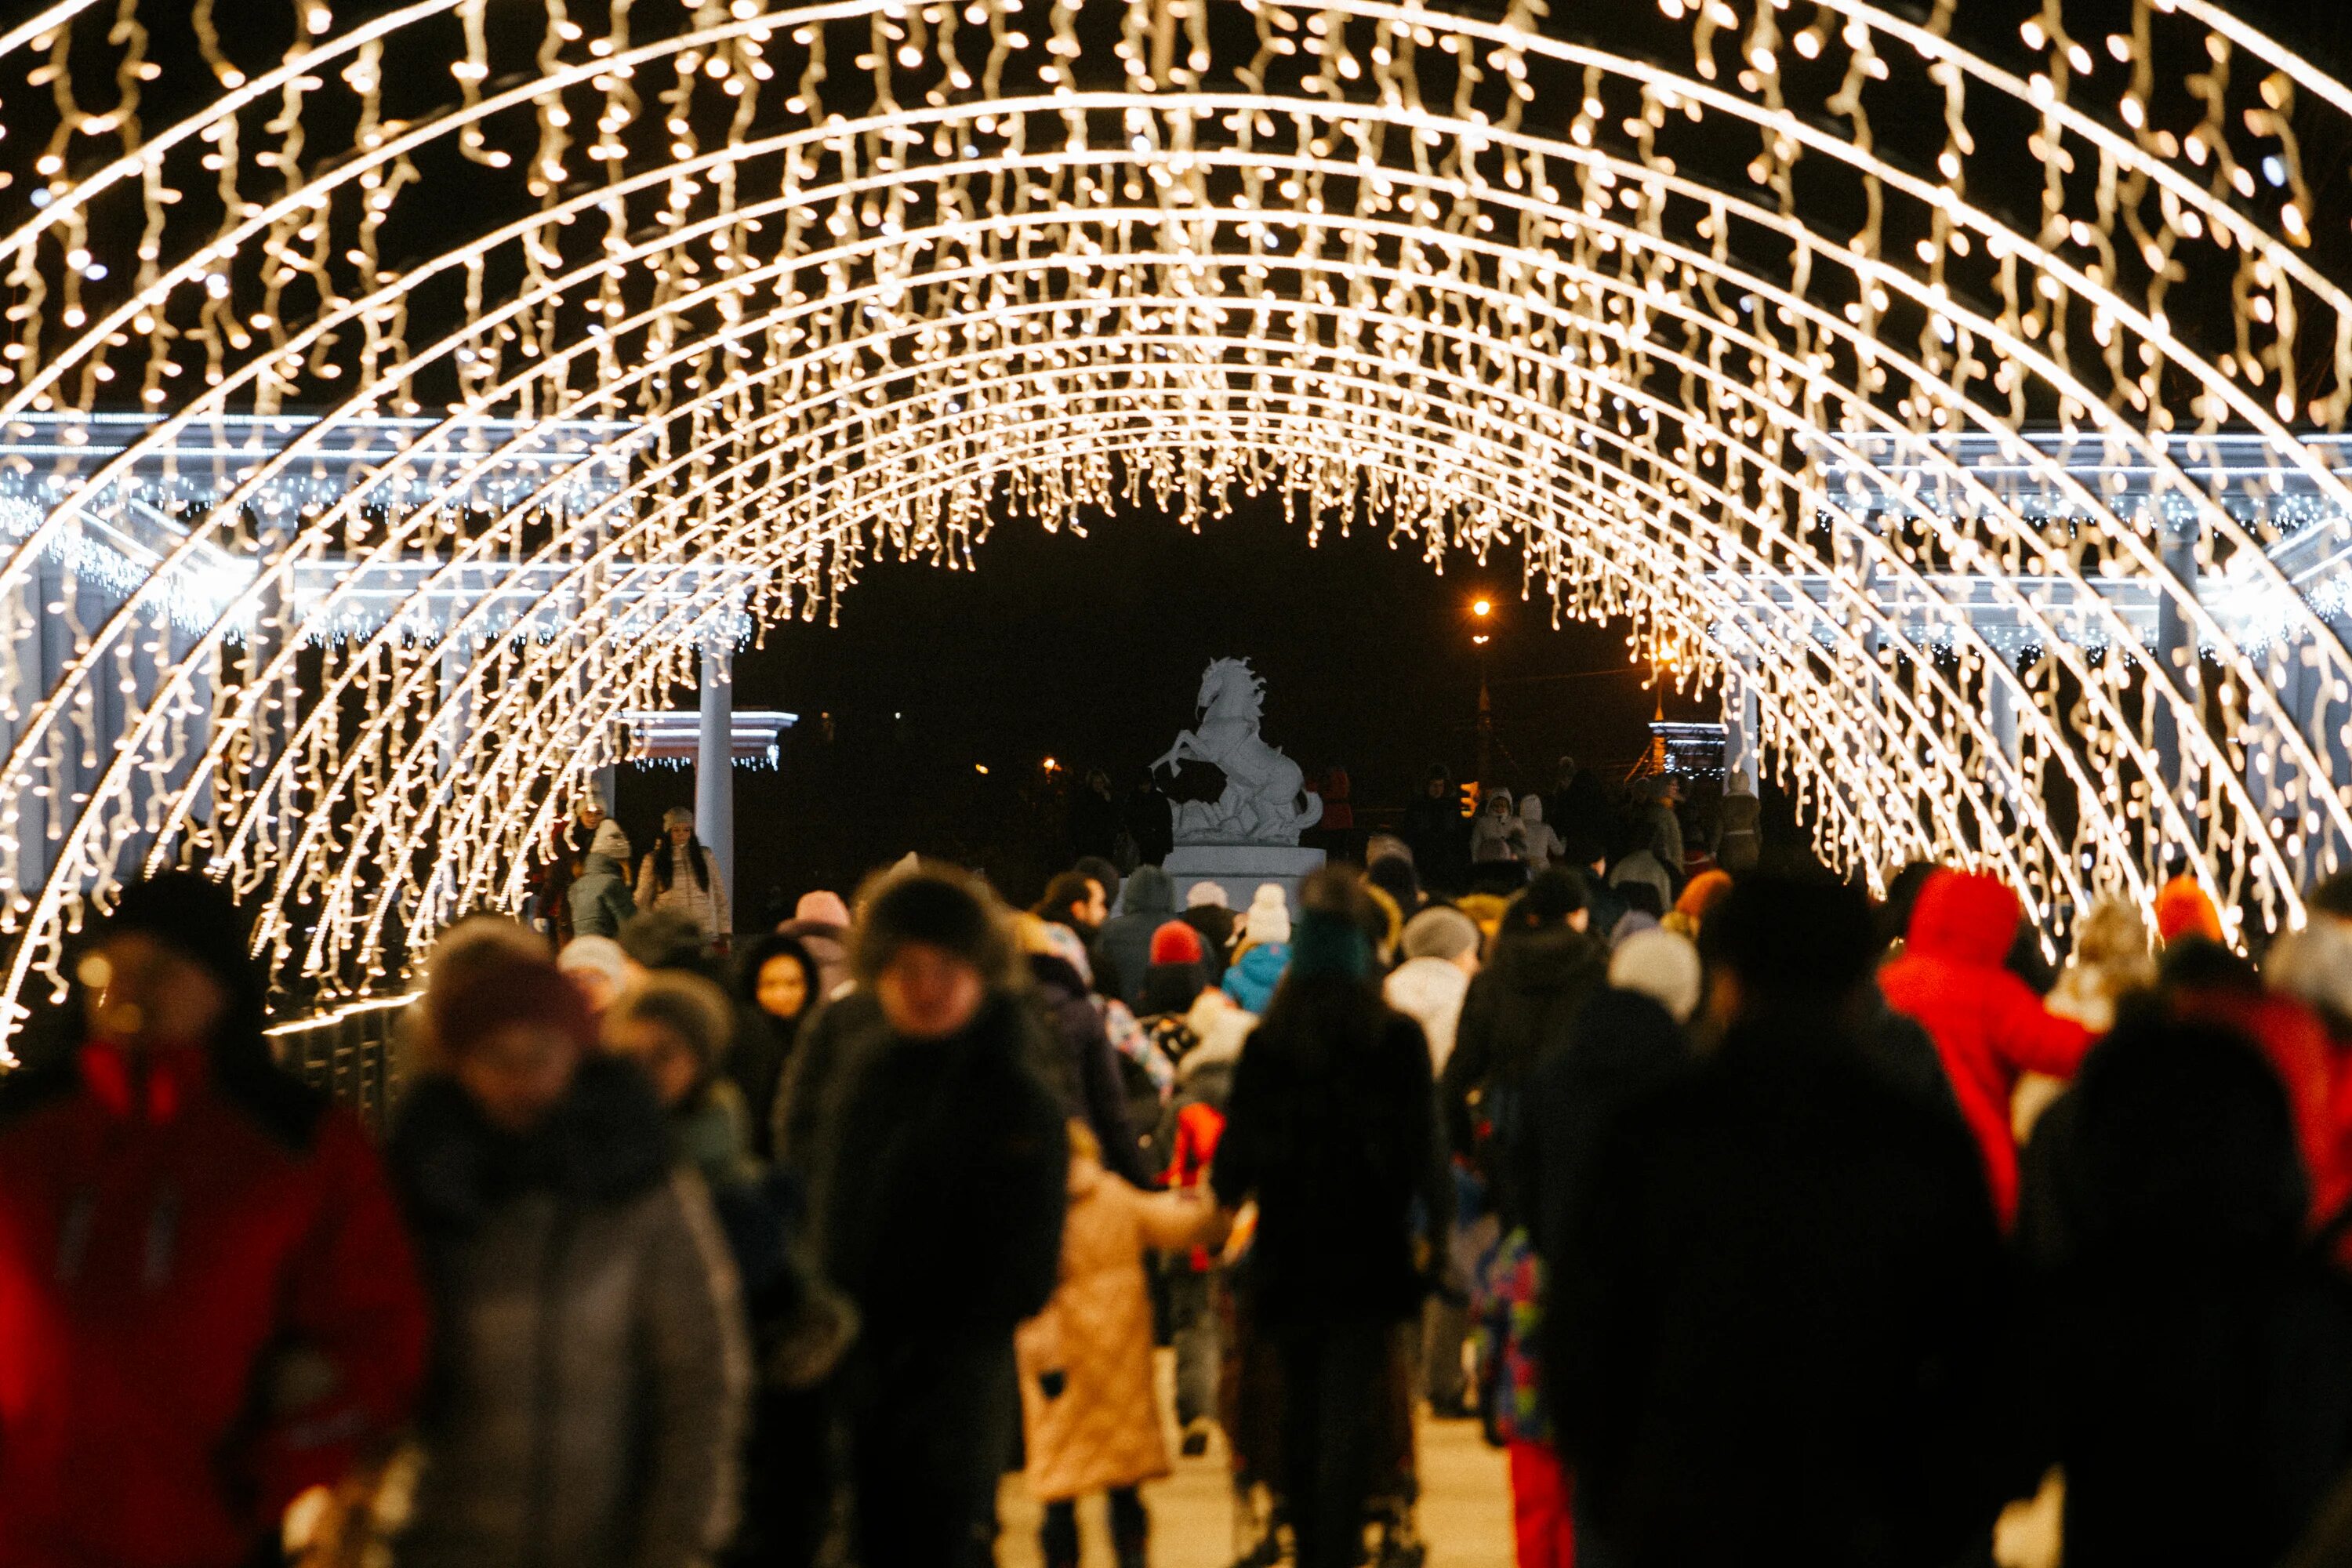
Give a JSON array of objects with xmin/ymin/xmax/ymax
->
[
  {"xmin": 1879, "ymin": 870, "xmax": 2098, "ymax": 1225},
  {"xmin": 0, "ymin": 1043, "xmax": 429, "ymax": 1568}
]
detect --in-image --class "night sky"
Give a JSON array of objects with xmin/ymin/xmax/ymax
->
[{"xmin": 612, "ymin": 490, "xmax": 1716, "ymax": 912}]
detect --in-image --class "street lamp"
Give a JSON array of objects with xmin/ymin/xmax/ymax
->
[{"xmin": 1469, "ymin": 593, "xmax": 1497, "ymax": 789}]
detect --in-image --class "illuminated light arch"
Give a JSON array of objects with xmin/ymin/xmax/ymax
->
[{"xmin": 2, "ymin": 0, "xmax": 2350, "ymax": 1039}]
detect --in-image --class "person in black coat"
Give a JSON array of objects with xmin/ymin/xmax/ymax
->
[
  {"xmin": 2015, "ymin": 1010, "xmax": 2352, "ymax": 1568},
  {"xmin": 1401, "ymin": 764, "xmax": 1472, "ymax": 897},
  {"xmin": 771, "ymin": 866, "xmax": 1069, "ymax": 1568},
  {"xmin": 1440, "ymin": 869, "xmax": 1608, "ymax": 1231},
  {"xmin": 1210, "ymin": 866, "xmax": 1450, "ymax": 1568},
  {"xmin": 1019, "ymin": 917, "xmax": 1156, "ymax": 1188},
  {"xmin": 728, "ymin": 932, "xmax": 821, "ymax": 1162},
  {"xmin": 1549, "ymin": 873, "xmax": 2015, "ymax": 1568}
]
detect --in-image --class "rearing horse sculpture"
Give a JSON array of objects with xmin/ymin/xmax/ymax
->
[{"xmin": 1152, "ymin": 658, "xmax": 1323, "ymax": 845}]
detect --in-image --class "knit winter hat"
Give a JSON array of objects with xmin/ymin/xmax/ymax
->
[
  {"xmin": 1185, "ymin": 880, "xmax": 1230, "ymax": 909},
  {"xmin": 795, "ymin": 889, "xmax": 852, "ymax": 927},
  {"xmin": 1149, "ymin": 920, "xmax": 1207, "ymax": 966},
  {"xmin": 1401, "ymin": 906, "xmax": 1481, "ymax": 963},
  {"xmin": 607, "ymin": 971, "xmax": 735, "ymax": 1074},
  {"xmin": 1609, "ymin": 927, "xmax": 1704, "ymax": 1025},
  {"xmin": 662, "ymin": 806, "xmax": 695, "ymax": 830},
  {"xmin": 1243, "ymin": 884, "xmax": 1292, "ymax": 946},
  {"xmin": 557, "ymin": 935, "xmax": 631, "ymax": 989},
  {"xmin": 434, "ymin": 956, "xmax": 596, "ymax": 1060},
  {"xmin": 2154, "ymin": 873, "xmax": 2225, "ymax": 946}
]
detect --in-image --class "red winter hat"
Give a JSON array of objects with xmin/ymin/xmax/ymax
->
[
  {"xmin": 433, "ymin": 956, "xmax": 596, "ymax": 1061},
  {"xmin": 1149, "ymin": 920, "xmax": 1206, "ymax": 966}
]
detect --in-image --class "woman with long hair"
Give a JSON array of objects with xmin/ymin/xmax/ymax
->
[{"xmin": 636, "ymin": 805, "xmax": 731, "ymax": 947}]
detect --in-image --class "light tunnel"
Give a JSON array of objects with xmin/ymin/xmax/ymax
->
[{"xmin": 1, "ymin": 0, "xmax": 2350, "ymax": 1037}]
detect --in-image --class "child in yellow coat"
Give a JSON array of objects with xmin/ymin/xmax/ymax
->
[{"xmin": 1017, "ymin": 1121, "xmax": 1218, "ymax": 1568}]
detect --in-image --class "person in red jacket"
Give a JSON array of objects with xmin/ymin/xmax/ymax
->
[
  {"xmin": 0, "ymin": 873, "xmax": 430, "ymax": 1568},
  {"xmin": 1879, "ymin": 868, "xmax": 2098, "ymax": 1225}
]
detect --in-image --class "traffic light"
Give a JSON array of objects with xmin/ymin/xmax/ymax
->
[{"xmin": 1460, "ymin": 780, "xmax": 1481, "ymax": 818}]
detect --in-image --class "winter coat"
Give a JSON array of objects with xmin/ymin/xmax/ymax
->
[
  {"xmin": 2015, "ymin": 1021, "xmax": 2352, "ymax": 1568},
  {"xmin": 388, "ymin": 1058, "xmax": 750, "ymax": 1568},
  {"xmin": 1516, "ymin": 797, "xmax": 1563, "ymax": 872},
  {"xmin": 0, "ymin": 1044, "xmax": 430, "ymax": 1568},
  {"xmin": 1014, "ymin": 1151, "xmax": 1211, "ymax": 1501},
  {"xmin": 1522, "ymin": 987, "xmax": 1692, "ymax": 1269},
  {"xmin": 1442, "ymin": 924, "xmax": 1609, "ymax": 1228},
  {"xmin": 1878, "ymin": 870, "xmax": 2097, "ymax": 1225},
  {"xmin": 774, "ymin": 989, "xmax": 1069, "ymax": 1345},
  {"xmin": 1027, "ymin": 953, "xmax": 1156, "ymax": 1188},
  {"xmin": 1713, "ymin": 789, "xmax": 1762, "ymax": 874},
  {"xmin": 1550, "ymin": 1016, "xmax": 2013, "ymax": 1568},
  {"xmin": 1098, "ymin": 866, "xmax": 1178, "ymax": 1013},
  {"xmin": 1221, "ymin": 941, "xmax": 1291, "ymax": 1013},
  {"xmin": 1125, "ymin": 786, "xmax": 1176, "ymax": 868},
  {"xmin": 1638, "ymin": 799, "xmax": 1686, "ymax": 881},
  {"xmin": 569, "ymin": 851, "xmax": 637, "ymax": 940},
  {"xmin": 1546, "ymin": 771, "xmax": 1612, "ymax": 856},
  {"xmin": 1471, "ymin": 808, "xmax": 1523, "ymax": 866},
  {"xmin": 1210, "ymin": 989, "xmax": 1449, "ymax": 1327},
  {"xmin": 638, "ymin": 844, "xmax": 731, "ymax": 944},
  {"xmin": 1385, "ymin": 954, "xmax": 1473, "ymax": 1075},
  {"xmin": 1164, "ymin": 1005, "xmax": 1245, "ymax": 1272}
]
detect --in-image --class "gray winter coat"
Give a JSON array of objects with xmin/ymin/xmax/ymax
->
[
  {"xmin": 391, "ymin": 1062, "xmax": 751, "ymax": 1568},
  {"xmin": 570, "ymin": 851, "xmax": 637, "ymax": 939}
]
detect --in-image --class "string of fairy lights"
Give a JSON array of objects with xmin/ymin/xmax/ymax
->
[{"xmin": 0, "ymin": 0, "xmax": 2350, "ymax": 1036}]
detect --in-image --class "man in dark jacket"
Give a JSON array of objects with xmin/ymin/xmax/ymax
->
[
  {"xmin": 1550, "ymin": 873, "xmax": 2015, "ymax": 1568},
  {"xmin": 1401, "ymin": 764, "xmax": 1472, "ymax": 896},
  {"xmin": 0, "ymin": 873, "xmax": 430, "ymax": 1568},
  {"xmin": 775, "ymin": 865, "xmax": 1069, "ymax": 1568},
  {"xmin": 1211, "ymin": 868, "xmax": 1450, "ymax": 1568},
  {"xmin": 2016, "ymin": 1014, "xmax": 2352, "ymax": 1568},
  {"xmin": 1098, "ymin": 863, "xmax": 1179, "ymax": 1012},
  {"xmin": 1440, "ymin": 869, "xmax": 1608, "ymax": 1229}
]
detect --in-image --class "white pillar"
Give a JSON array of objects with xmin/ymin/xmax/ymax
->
[
  {"xmin": 696, "ymin": 641, "xmax": 734, "ymax": 924},
  {"xmin": 2153, "ymin": 523, "xmax": 2201, "ymax": 803}
]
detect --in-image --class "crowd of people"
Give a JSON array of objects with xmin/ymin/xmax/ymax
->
[{"xmin": 9, "ymin": 763, "xmax": 2352, "ymax": 1568}]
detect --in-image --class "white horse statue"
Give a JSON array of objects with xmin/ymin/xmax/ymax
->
[{"xmin": 1152, "ymin": 658, "xmax": 1323, "ymax": 845}]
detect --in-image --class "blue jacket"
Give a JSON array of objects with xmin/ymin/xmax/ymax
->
[{"xmin": 1221, "ymin": 942, "xmax": 1291, "ymax": 1013}]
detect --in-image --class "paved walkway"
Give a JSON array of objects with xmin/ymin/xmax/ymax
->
[{"xmin": 997, "ymin": 1352, "xmax": 1513, "ymax": 1567}]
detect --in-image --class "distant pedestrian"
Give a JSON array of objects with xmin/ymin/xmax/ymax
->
[
  {"xmin": 1126, "ymin": 771, "xmax": 1176, "ymax": 868},
  {"xmin": 1073, "ymin": 768, "xmax": 1123, "ymax": 862},
  {"xmin": 638, "ymin": 807, "xmax": 731, "ymax": 947},
  {"xmin": 1016, "ymin": 1120, "xmax": 1216, "ymax": 1568},
  {"xmin": 569, "ymin": 818, "xmax": 637, "ymax": 938},
  {"xmin": 728, "ymin": 932, "xmax": 822, "ymax": 1160},
  {"xmin": 603, "ymin": 971, "xmax": 759, "ymax": 1193},
  {"xmin": 389, "ymin": 955, "xmax": 748, "ymax": 1568},
  {"xmin": 1222, "ymin": 884, "xmax": 1294, "ymax": 1012},
  {"xmin": 0, "ymin": 873, "xmax": 430, "ymax": 1568},
  {"xmin": 772, "ymin": 865, "xmax": 1068, "ymax": 1567},
  {"xmin": 1211, "ymin": 867, "xmax": 1450, "ymax": 1568},
  {"xmin": 1516, "ymin": 793, "xmax": 1563, "ymax": 873},
  {"xmin": 1179, "ymin": 881, "xmax": 1237, "ymax": 983},
  {"xmin": 1713, "ymin": 769, "xmax": 1762, "ymax": 874},
  {"xmin": 1385, "ymin": 905, "xmax": 1483, "ymax": 1075},
  {"xmin": 1403, "ymin": 764, "xmax": 1472, "ymax": 895}
]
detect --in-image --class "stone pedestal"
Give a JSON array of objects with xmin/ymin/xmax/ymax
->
[{"xmin": 1166, "ymin": 844, "xmax": 1327, "ymax": 916}]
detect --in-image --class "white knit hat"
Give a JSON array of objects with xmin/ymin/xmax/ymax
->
[
  {"xmin": 1608, "ymin": 927, "xmax": 1704, "ymax": 1025},
  {"xmin": 1185, "ymin": 880, "xmax": 1230, "ymax": 909},
  {"xmin": 1243, "ymin": 883, "xmax": 1292, "ymax": 946}
]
